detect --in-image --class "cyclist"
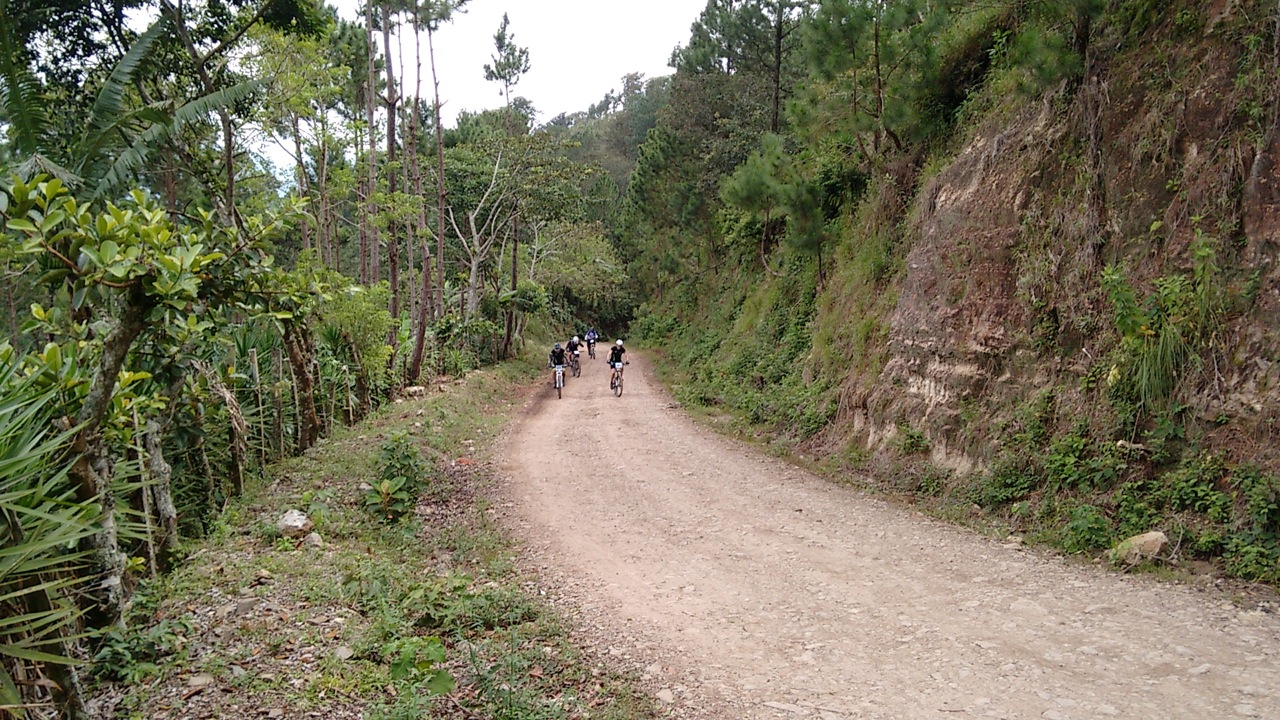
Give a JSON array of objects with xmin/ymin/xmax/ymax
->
[
  {"xmin": 548, "ymin": 342, "xmax": 567, "ymax": 383},
  {"xmin": 607, "ymin": 339, "xmax": 626, "ymax": 388},
  {"xmin": 565, "ymin": 336, "xmax": 583, "ymax": 375},
  {"xmin": 585, "ymin": 327, "xmax": 599, "ymax": 357}
]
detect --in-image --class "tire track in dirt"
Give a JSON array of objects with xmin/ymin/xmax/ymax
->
[{"xmin": 499, "ymin": 352, "xmax": 1280, "ymax": 720}]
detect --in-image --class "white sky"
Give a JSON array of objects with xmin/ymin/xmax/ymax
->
[{"xmin": 333, "ymin": 0, "xmax": 708, "ymax": 127}]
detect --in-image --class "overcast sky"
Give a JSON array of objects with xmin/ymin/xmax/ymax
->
[{"xmin": 333, "ymin": 0, "xmax": 708, "ymax": 126}]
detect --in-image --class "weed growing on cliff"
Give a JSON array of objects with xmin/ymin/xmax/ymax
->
[
  {"xmin": 896, "ymin": 423, "xmax": 931, "ymax": 455},
  {"xmin": 1222, "ymin": 464, "xmax": 1280, "ymax": 581},
  {"xmin": 977, "ymin": 455, "xmax": 1036, "ymax": 506},
  {"xmin": 1102, "ymin": 229, "xmax": 1221, "ymax": 414}
]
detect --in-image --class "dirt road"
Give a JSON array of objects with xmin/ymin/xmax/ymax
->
[{"xmin": 500, "ymin": 352, "xmax": 1280, "ymax": 720}]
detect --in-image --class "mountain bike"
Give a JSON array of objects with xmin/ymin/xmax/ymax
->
[
  {"xmin": 587, "ymin": 339, "xmax": 596, "ymax": 359},
  {"xmin": 609, "ymin": 361, "xmax": 628, "ymax": 397},
  {"xmin": 570, "ymin": 350, "xmax": 581, "ymax": 377},
  {"xmin": 552, "ymin": 364, "xmax": 565, "ymax": 399}
]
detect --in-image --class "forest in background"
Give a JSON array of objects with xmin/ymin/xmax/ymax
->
[{"xmin": 3, "ymin": 0, "xmax": 1280, "ymax": 716}]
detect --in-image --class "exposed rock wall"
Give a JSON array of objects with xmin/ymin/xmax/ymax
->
[{"xmin": 845, "ymin": 12, "xmax": 1280, "ymax": 471}]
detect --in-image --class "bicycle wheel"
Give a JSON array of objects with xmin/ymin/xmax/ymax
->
[
  {"xmin": 614, "ymin": 373, "xmax": 623, "ymax": 397},
  {"xmin": 572, "ymin": 359, "xmax": 580, "ymax": 377}
]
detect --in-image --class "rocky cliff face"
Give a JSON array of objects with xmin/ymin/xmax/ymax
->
[{"xmin": 845, "ymin": 5, "xmax": 1280, "ymax": 472}]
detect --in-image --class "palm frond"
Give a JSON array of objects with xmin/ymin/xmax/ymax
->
[
  {"xmin": 81, "ymin": 18, "xmax": 169, "ymax": 154},
  {"xmin": 0, "ymin": 2, "xmax": 49, "ymax": 158},
  {"xmin": 93, "ymin": 80, "xmax": 261, "ymax": 200},
  {"xmin": 13, "ymin": 153, "xmax": 81, "ymax": 186},
  {"xmin": 0, "ymin": 355, "xmax": 95, "ymax": 680}
]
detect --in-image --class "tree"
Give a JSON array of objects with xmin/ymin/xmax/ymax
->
[
  {"xmin": 407, "ymin": 0, "xmax": 470, "ymax": 383},
  {"xmin": 2, "ymin": 176, "xmax": 300, "ymax": 624},
  {"xmin": 482, "ymin": 12, "xmax": 530, "ymax": 133},
  {"xmin": 481, "ymin": 12, "xmax": 531, "ymax": 356},
  {"xmin": 247, "ymin": 23, "xmax": 346, "ymax": 258},
  {"xmin": 672, "ymin": 0, "xmax": 811, "ymax": 132},
  {"xmin": 157, "ymin": 0, "xmax": 326, "ymax": 222},
  {"xmin": 804, "ymin": 0, "xmax": 949, "ymax": 159}
]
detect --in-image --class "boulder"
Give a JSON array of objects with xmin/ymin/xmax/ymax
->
[
  {"xmin": 276, "ymin": 509, "xmax": 313, "ymax": 539},
  {"xmin": 303, "ymin": 531, "xmax": 324, "ymax": 548},
  {"xmin": 1109, "ymin": 531, "xmax": 1168, "ymax": 565}
]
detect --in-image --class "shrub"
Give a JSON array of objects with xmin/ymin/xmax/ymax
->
[
  {"xmin": 978, "ymin": 456, "xmax": 1036, "ymax": 506},
  {"xmin": 1062, "ymin": 505, "xmax": 1114, "ymax": 554},
  {"xmin": 365, "ymin": 434, "xmax": 434, "ymax": 521},
  {"xmin": 92, "ymin": 618, "xmax": 193, "ymax": 683},
  {"xmin": 896, "ymin": 424, "xmax": 931, "ymax": 456}
]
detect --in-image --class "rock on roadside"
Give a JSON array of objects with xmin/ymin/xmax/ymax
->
[
  {"xmin": 276, "ymin": 509, "xmax": 313, "ymax": 539},
  {"xmin": 1109, "ymin": 531, "xmax": 1168, "ymax": 565}
]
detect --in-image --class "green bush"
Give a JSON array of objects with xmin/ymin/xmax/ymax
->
[
  {"xmin": 629, "ymin": 308, "xmax": 685, "ymax": 342},
  {"xmin": 896, "ymin": 424, "xmax": 931, "ymax": 456},
  {"xmin": 92, "ymin": 618, "xmax": 193, "ymax": 684},
  {"xmin": 1062, "ymin": 505, "xmax": 1114, "ymax": 554},
  {"xmin": 1223, "ymin": 466, "xmax": 1280, "ymax": 582},
  {"xmin": 978, "ymin": 456, "xmax": 1036, "ymax": 506},
  {"xmin": 365, "ymin": 434, "xmax": 434, "ymax": 522},
  {"xmin": 1162, "ymin": 453, "xmax": 1231, "ymax": 522},
  {"xmin": 1224, "ymin": 535, "xmax": 1280, "ymax": 583}
]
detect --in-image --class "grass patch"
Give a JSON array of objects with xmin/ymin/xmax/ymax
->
[{"xmin": 98, "ymin": 355, "xmax": 656, "ymax": 720}]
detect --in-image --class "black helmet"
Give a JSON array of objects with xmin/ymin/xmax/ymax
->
[{"xmin": 554, "ymin": 343, "xmax": 562, "ymax": 349}]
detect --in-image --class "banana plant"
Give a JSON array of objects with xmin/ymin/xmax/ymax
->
[{"xmin": 0, "ymin": 12, "xmax": 261, "ymax": 202}]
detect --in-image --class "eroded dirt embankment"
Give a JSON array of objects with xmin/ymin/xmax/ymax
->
[{"xmin": 501, "ymin": 352, "xmax": 1280, "ymax": 720}]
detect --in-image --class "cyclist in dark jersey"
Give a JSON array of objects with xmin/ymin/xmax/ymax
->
[
  {"xmin": 548, "ymin": 342, "xmax": 566, "ymax": 374},
  {"xmin": 607, "ymin": 339, "xmax": 626, "ymax": 388}
]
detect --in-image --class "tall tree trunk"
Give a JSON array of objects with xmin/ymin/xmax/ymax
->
[
  {"xmin": 282, "ymin": 321, "xmax": 321, "ymax": 453},
  {"xmin": 771, "ymin": 1, "xmax": 782, "ymax": 134},
  {"xmin": 291, "ymin": 113, "xmax": 312, "ymax": 251},
  {"xmin": 428, "ymin": 23, "xmax": 447, "ymax": 318},
  {"xmin": 142, "ymin": 421, "xmax": 179, "ymax": 564},
  {"xmin": 502, "ymin": 209, "xmax": 518, "ymax": 358},
  {"xmin": 317, "ymin": 112, "xmax": 331, "ymax": 266},
  {"xmin": 408, "ymin": 17, "xmax": 436, "ymax": 381},
  {"xmin": 67, "ymin": 286, "xmax": 151, "ymax": 623},
  {"xmin": 220, "ymin": 114, "xmax": 236, "ymax": 221},
  {"xmin": 465, "ymin": 254, "xmax": 482, "ymax": 317},
  {"xmin": 162, "ymin": 145, "xmax": 180, "ymax": 219},
  {"xmin": 365, "ymin": 0, "xmax": 381, "ymax": 284},
  {"xmin": 873, "ymin": 16, "xmax": 883, "ymax": 154},
  {"xmin": 382, "ymin": 3, "xmax": 400, "ymax": 321},
  {"xmin": 357, "ymin": 125, "xmax": 368, "ymax": 283}
]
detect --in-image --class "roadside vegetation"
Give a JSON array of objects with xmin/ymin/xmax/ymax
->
[
  {"xmin": 94, "ymin": 358, "xmax": 655, "ymax": 720},
  {"xmin": 4, "ymin": 1, "xmax": 1278, "ymax": 715},
  {"xmin": 626, "ymin": 0, "xmax": 1280, "ymax": 587}
]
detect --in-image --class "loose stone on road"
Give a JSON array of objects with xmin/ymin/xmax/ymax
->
[{"xmin": 500, "ymin": 352, "xmax": 1280, "ymax": 719}]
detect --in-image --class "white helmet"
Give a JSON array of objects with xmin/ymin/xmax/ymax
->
[
  {"xmin": 616, "ymin": 339, "xmax": 624, "ymax": 346},
  {"xmin": 573, "ymin": 336, "xmax": 579, "ymax": 342}
]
